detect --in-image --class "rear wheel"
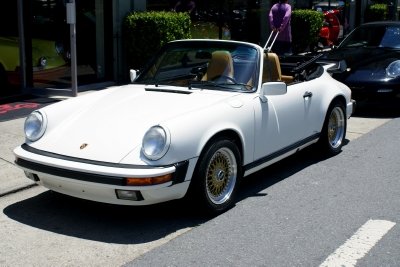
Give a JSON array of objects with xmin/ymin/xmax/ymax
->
[
  {"xmin": 318, "ymin": 100, "xmax": 346, "ymax": 156},
  {"xmin": 189, "ymin": 137, "xmax": 242, "ymax": 215}
]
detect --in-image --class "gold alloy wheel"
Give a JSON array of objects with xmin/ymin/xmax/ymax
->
[
  {"xmin": 206, "ymin": 147, "xmax": 237, "ymax": 205},
  {"xmin": 328, "ymin": 106, "xmax": 345, "ymax": 149}
]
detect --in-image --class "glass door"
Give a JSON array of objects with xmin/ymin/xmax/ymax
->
[{"xmin": 24, "ymin": 0, "xmax": 72, "ymax": 90}]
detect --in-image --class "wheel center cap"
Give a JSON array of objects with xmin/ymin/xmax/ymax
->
[{"xmin": 215, "ymin": 169, "xmax": 225, "ymax": 182}]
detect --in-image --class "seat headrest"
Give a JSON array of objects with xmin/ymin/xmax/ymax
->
[
  {"xmin": 262, "ymin": 53, "xmax": 282, "ymax": 83},
  {"xmin": 202, "ymin": 51, "xmax": 234, "ymax": 81}
]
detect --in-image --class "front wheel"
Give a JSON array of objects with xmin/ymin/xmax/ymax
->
[
  {"xmin": 189, "ymin": 138, "xmax": 242, "ymax": 215},
  {"xmin": 318, "ymin": 100, "xmax": 346, "ymax": 156}
]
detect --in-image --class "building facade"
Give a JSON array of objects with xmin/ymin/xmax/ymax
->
[{"xmin": 0, "ymin": 0, "xmax": 397, "ymax": 98}]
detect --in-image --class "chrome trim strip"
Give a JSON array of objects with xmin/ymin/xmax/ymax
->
[{"xmin": 244, "ymin": 133, "xmax": 320, "ymax": 172}]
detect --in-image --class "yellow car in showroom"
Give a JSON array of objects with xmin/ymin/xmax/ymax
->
[{"xmin": 0, "ymin": 36, "xmax": 69, "ymax": 89}]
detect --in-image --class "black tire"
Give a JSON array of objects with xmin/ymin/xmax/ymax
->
[
  {"xmin": 318, "ymin": 100, "xmax": 346, "ymax": 156},
  {"xmin": 188, "ymin": 137, "xmax": 242, "ymax": 215}
]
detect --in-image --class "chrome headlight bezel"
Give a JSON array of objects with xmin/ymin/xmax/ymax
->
[
  {"xmin": 386, "ymin": 60, "xmax": 400, "ymax": 78},
  {"xmin": 24, "ymin": 111, "xmax": 47, "ymax": 142},
  {"xmin": 142, "ymin": 126, "xmax": 170, "ymax": 161}
]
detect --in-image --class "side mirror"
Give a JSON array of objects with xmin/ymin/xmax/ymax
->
[
  {"xmin": 130, "ymin": 69, "xmax": 138, "ymax": 83},
  {"xmin": 260, "ymin": 82, "xmax": 287, "ymax": 102}
]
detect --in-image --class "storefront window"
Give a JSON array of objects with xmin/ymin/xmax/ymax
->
[
  {"xmin": 0, "ymin": 0, "xmax": 102, "ymax": 98},
  {"xmin": 343, "ymin": 0, "xmax": 357, "ymax": 34},
  {"xmin": 147, "ymin": 0, "xmax": 260, "ymax": 40},
  {"xmin": 27, "ymin": 0, "xmax": 98, "ymax": 89}
]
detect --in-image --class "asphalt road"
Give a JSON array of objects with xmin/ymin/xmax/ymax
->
[
  {"xmin": 1, "ymin": 108, "xmax": 399, "ymax": 266},
  {"xmin": 124, "ymin": 113, "xmax": 400, "ymax": 267}
]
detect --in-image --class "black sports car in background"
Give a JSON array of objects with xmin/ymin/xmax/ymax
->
[
  {"xmin": 325, "ymin": 22, "xmax": 400, "ymax": 107},
  {"xmin": 280, "ymin": 21, "xmax": 400, "ymax": 107}
]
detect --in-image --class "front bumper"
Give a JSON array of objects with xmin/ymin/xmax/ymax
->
[
  {"xmin": 347, "ymin": 99, "xmax": 356, "ymax": 118},
  {"xmin": 14, "ymin": 144, "xmax": 194, "ymax": 206},
  {"xmin": 350, "ymin": 85, "xmax": 400, "ymax": 107}
]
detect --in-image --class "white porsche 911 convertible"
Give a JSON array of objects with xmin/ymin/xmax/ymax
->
[{"xmin": 14, "ymin": 39, "xmax": 356, "ymax": 214}]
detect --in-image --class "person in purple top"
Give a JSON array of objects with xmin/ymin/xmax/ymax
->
[{"xmin": 269, "ymin": 0, "xmax": 292, "ymax": 55}]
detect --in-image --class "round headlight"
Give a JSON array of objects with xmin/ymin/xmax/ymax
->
[
  {"xmin": 55, "ymin": 42, "xmax": 64, "ymax": 55},
  {"xmin": 38, "ymin": 56, "xmax": 47, "ymax": 67},
  {"xmin": 24, "ymin": 111, "xmax": 47, "ymax": 142},
  {"xmin": 386, "ymin": 60, "xmax": 400, "ymax": 78},
  {"xmin": 142, "ymin": 126, "xmax": 170, "ymax": 160}
]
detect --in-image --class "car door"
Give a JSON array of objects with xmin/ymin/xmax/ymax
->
[
  {"xmin": 253, "ymin": 82, "xmax": 309, "ymax": 161},
  {"xmin": 301, "ymin": 79, "xmax": 325, "ymax": 138}
]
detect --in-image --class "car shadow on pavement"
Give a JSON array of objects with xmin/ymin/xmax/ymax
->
[
  {"xmin": 236, "ymin": 145, "xmax": 333, "ymax": 204},
  {"xmin": 3, "ymin": 145, "xmax": 335, "ymax": 245},
  {"xmin": 3, "ymin": 189, "xmax": 209, "ymax": 244}
]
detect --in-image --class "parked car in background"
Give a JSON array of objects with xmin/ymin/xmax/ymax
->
[
  {"xmin": 14, "ymin": 39, "xmax": 355, "ymax": 215},
  {"xmin": 323, "ymin": 21, "xmax": 400, "ymax": 107},
  {"xmin": 313, "ymin": 0, "xmax": 344, "ymax": 12},
  {"xmin": 0, "ymin": 36, "xmax": 69, "ymax": 89}
]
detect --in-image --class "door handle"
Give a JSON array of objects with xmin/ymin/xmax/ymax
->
[{"xmin": 303, "ymin": 91, "xmax": 313, "ymax": 98}]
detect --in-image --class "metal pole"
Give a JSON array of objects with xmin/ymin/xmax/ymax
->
[
  {"xmin": 69, "ymin": 0, "xmax": 78, "ymax": 97},
  {"xmin": 218, "ymin": 0, "xmax": 223, "ymax": 39},
  {"xmin": 17, "ymin": 0, "xmax": 26, "ymax": 91}
]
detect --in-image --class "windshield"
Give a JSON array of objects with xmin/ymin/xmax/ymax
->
[
  {"xmin": 135, "ymin": 41, "xmax": 259, "ymax": 91},
  {"xmin": 340, "ymin": 24, "xmax": 400, "ymax": 49}
]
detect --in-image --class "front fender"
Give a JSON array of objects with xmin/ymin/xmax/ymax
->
[{"xmin": 318, "ymin": 70, "xmax": 351, "ymax": 123}]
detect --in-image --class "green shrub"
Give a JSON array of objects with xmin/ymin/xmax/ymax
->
[
  {"xmin": 365, "ymin": 4, "xmax": 387, "ymax": 22},
  {"xmin": 291, "ymin": 10, "xmax": 323, "ymax": 53},
  {"xmin": 123, "ymin": 11, "xmax": 191, "ymax": 69}
]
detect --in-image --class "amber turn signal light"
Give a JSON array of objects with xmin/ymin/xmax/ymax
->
[{"xmin": 126, "ymin": 173, "xmax": 173, "ymax": 186}]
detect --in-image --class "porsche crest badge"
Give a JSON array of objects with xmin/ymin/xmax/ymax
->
[{"xmin": 80, "ymin": 143, "xmax": 88, "ymax": 149}]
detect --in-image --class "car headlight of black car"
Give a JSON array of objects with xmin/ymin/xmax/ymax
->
[
  {"xmin": 386, "ymin": 60, "xmax": 400, "ymax": 78},
  {"xmin": 24, "ymin": 111, "xmax": 47, "ymax": 142},
  {"xmin": 142, "ymin": 126, "xmax": 170, "ymax": 160}
]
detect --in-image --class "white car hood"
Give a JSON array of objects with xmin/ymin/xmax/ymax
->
[{"xmin": 32, "ymin": 85, "xmax": 237, "ymax": 163}]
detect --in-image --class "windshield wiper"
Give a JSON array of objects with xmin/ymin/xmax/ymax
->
[
  {"xmin": 345, "ymin": 44, "xmax": 366, "ymax": 48},
  {"xmin": 217, "ymin": 83, "xmax": 254, "ymax": 90},
  {"xmin": 189, "ymin": 81, "xmax": 253, "ymax": 91},
  {"xmin": 378, "ymin": 45, "xmax": 399, "ymax": 50},
  {"xmin": 188, "ymin": 80, "xmax": 217, "ymax": 90}
]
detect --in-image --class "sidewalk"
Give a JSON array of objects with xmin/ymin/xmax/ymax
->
[{"xmin": 0, "ymin": 81, "xmax": 120, "ymax": 197}]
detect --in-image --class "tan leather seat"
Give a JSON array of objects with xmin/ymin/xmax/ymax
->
[
  {"xmin": 202, "ymin": 51, "xmax": 234, "ymax": 81},
  {"xmin": 262, "ymin": 53, "xmax": 294, "ymax": 84}
]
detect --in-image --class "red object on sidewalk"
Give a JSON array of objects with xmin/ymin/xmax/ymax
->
[{"xmin": 319, "ymin": 9, "xmax": 340, "ymax": 46}]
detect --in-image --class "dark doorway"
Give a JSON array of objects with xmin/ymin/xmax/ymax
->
[{"xmin": 0, "ymin": 1, "xmax": 23, "ymax": 98}]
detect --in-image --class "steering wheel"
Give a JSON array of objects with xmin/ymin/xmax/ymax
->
[{"xmin": 210, "ymin": 74, "xmax": 237, "ymax": 83}]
